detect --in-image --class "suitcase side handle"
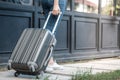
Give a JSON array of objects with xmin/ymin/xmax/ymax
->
[
  {"xmin": 43, "ymin": 11, "xmax": 62, "ymax": 34},
  {"xmin": 44, "ymin": 46, "xmax": 53, "ymax": 66}
]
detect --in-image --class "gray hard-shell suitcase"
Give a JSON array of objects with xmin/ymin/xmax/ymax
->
[{"xmin": 7, "ymin": 11, "xmax": 62, "ymax": 78}]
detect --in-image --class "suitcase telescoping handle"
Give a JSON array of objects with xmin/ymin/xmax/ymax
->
[{"xmin": 43, "ymin": 11, "xmax": 62, "ymax": 34}]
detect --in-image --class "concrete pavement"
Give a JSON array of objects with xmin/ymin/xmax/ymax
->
[{"xmin": 0, "ymin": 58, "xmax": 120, "ymax": 80}]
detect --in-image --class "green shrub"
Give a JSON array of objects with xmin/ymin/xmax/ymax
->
[{"xmin": 71, "ymin": 70, "xmax": 120, "ymax": 80}]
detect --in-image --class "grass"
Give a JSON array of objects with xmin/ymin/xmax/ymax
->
[{"xmin": 71, "ymin": 70, "xmax": 120, "ymax": 80}]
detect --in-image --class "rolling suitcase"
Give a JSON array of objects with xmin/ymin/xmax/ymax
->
[{"xmin": 7, "ymin": 11, "xmax": 62, "ymax": 78}]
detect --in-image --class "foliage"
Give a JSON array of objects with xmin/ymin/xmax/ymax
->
[
  {"xmin": 116, "ymin": 0, "xmax": 120, "ymax": 15},
  {"xmin": 116, "ymin": 0, "xmax": 120, "ymax": 5},
  {"xmin": 71, "ymin": 70, "xmax": 120, "ymax": 80}
]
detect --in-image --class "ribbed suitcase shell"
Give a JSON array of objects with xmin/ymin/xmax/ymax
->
[
  {"xmin": 8, "ymin": 12, "xmax": 62, "ymax": 77},
  {"xmin": 8, "ymin": 28, "xmax": 55, "ymax": 75}
]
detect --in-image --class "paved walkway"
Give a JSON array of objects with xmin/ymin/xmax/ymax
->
[{"xmin": 1, "ymin": 58, "xmax": 120, "ymax": 80}]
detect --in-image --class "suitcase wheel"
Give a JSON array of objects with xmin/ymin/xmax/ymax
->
[
  {"xmin": 36, "ymin": 75, "xmax": 40, "ymax": 79},
  {"xmin": 36, "ymin": 71, "xmax": 44, "ymax": 79},
  {"xmin": 14, "ymin": 72, "xmax": 20, "ymax": 77},
  {"xmin": 29, "ymin": 65, "xmax": 35, "ymax": 72},
  {"xmin": 7, "ymin": 65, "xmax": 11, "ymax": 70}
]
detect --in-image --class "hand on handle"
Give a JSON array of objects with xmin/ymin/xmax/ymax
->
[
  {"xmin": 52, "ymin": 0, "xmax": 60, "ymax": 15},
  {"xmin": 52, "ymin": 5, "xmax": 60, "ymax": 15}
]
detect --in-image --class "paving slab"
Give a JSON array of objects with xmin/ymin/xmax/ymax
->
[
  {"xmin": 1, "ymin": 58, "xmax": 120, "ymax": 80},
  {"xmin": 49, "ymin": 58, "xmax": 120, "ymax": 76},
  {"xmin": 0, "ymin": 70, "xmax": 71, "ymax": 80}
]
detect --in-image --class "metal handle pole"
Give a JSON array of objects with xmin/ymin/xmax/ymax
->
[
  {"xmin": 43, "ymin": 12, "xmax": 52, "ymax": 29},
  {"xmin": 42, "ymin": 11, "xmax": 62, "ymax": 34},
  {"xmin": 52, "ymin": 12, "xmax": 62, "ymax": 34}
]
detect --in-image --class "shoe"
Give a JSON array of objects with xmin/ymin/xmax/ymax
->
[
  {"xmin": 49, "ymin": 63, "xmax": 64, "ymax": 70},
  {"xmin": 45, "ymin": 67, "xmax": 54, "ymax": 72}
]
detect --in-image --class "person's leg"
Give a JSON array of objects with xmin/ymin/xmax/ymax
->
[
  {"xmin": 46, "ymin": 0, "xmax": 67, "ymax": 70},
  {"xmin": 42, "ymin": 0, "xmax": 67, "ymax": 71},
  {"xmin": 41, "ymin": 0, "xmax": 55, "ymax": 72}
]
